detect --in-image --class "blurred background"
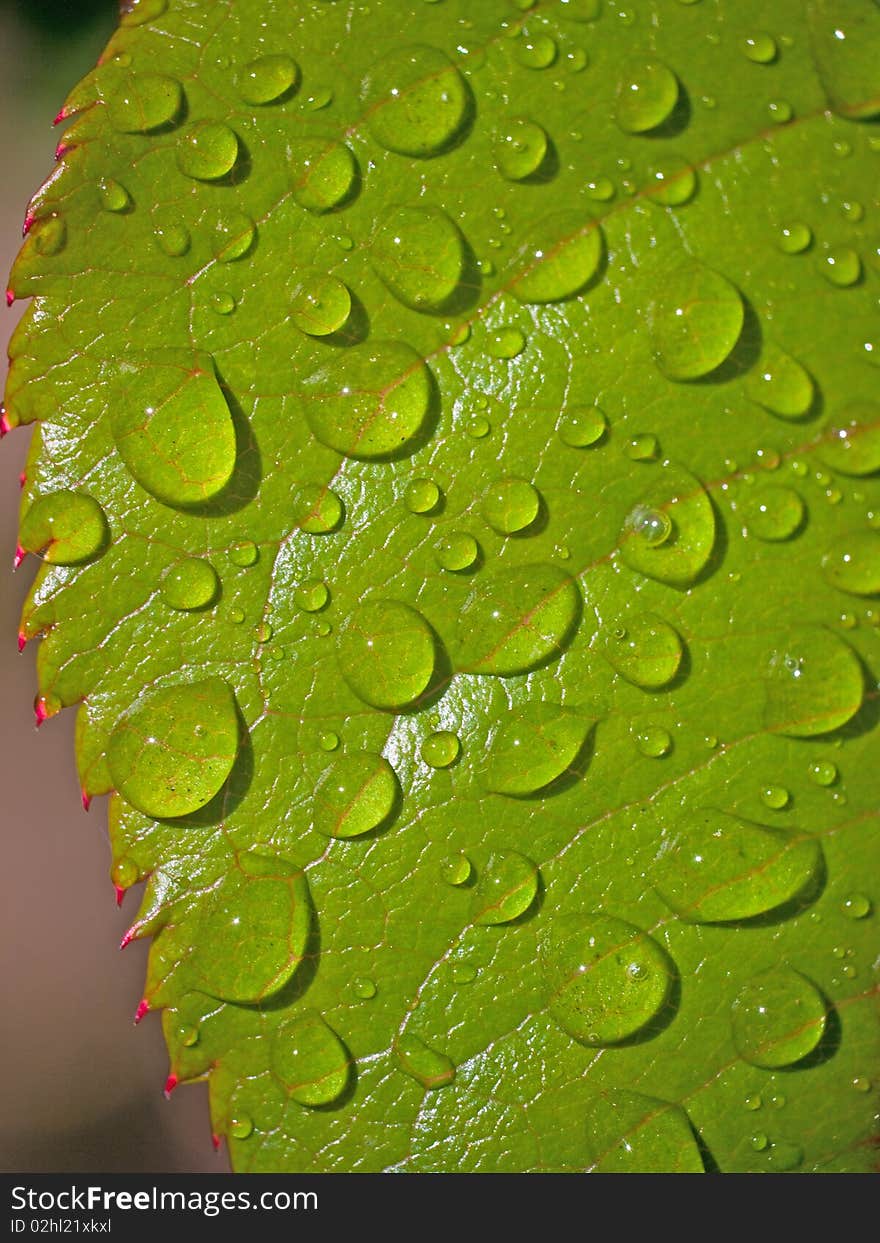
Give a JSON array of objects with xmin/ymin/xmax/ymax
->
[{"xmin": 1, "ymin": 0, "xmax": 219, "ymax": 1172}]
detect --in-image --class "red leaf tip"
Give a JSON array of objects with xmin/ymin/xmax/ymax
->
[
  {"xmin": 53, "ymin": 108, "xmax": 66, "ymax": 126},
  {"xmin": 22, "ymin": 213, "xmax": 34, "ymax": 237},
  {"xmin": 133, "ymin": 998, "xmax": 149, "ymax": 1025},
  {"xmin": 212, "ymin": 1133, "xmax": 222, "ymax": 1152},
  {"xmin": 13, "ymin": 544, "xmax": 26, "ymax": 570},
  {"xmin": 164, "ymin": 1074, "xmax": 179, "ymax": 1100},
  {"xmin": 119, "ymin": 925, "xmax": 137, "ymax": 951},
  {"xmin": 34, "ymin": 697, "xmax": 49, "ymax": 728},
  {"xmin": 54, "ymin": 141, "xmax": 68, "ymax": 161},
  {"xmin": 17, "ymin": 632, "xmax": 27, "ymax": 654},
  {"xmin": 0, "ymin": 412, "xmax": 13, "ymax": 438},
  {"xmin": 81, "ymin": 789, "xmax": 92, "ymax": 812},
  {"xmin": 6, "ymin": 289, "xmax": 14, "ymax": 308},
  {"xmin": 114, "ymin": 885, "xmax": 125, "ymax": 908}
]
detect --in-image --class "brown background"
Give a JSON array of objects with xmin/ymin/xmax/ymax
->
[{"xmin": 1, "ymin": 2, "xmax": 220, "ymax": 1173}]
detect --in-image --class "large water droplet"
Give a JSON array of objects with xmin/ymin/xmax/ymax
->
[
  {"xmin": 602, "ymin": 612, "xmax": 683, "ymax": 688},
  {"xmin": 542, "ymin": 913, "xmax": 674, "ymax": 1045},
  {"xmin": 471, "ymin": 850, "xmax": 539, "ymax": 924},
  {"xmin": 731, "ymin": 968, "xmax": 827, "ymax": 1067},
  {"xmin": 615, "ymin": 58, "xmax": 679, "ymax": 133},
  {"xmin": 822, "ymin": 531, "xmax": 880, "ymax": 595},
  {"xmin": 108, "ymin": 351, "xmax": 236, "ymax": 508},
  {"xmin": 290, "ymin": 137, "xmax": 357, "ymax": 212},
  {"xmin": 654, "ymin": 810, "xmax": 823, "ymax": 923},
  {"xmin": 371, "ymin": 206, "xmax": 466, "ymax": 313},
  {"xmin": 98, "ymin": 177, "xmax": 131, "ymax": 212},
  {"xmin": 746, "ymin": 345, "xmax": 815, "ymax": 419},
  {"xmin": 212, "ymin": 212, "xmax": 255, "ymax": 262},
  {"xmin": 272, "ymin": 1010, "xmax": 350, "ymax": 1106},
  {"xmin": 495, "ymin": 117, "xmax": 549, "ymax": 181},
  {"xmin": 741, "ymin": 31, "xmax": 778, "ymax": 63},
  {"xmin": 237, "ymin": 53, "xmax": 299, "ymax": 105},
  {"xmin": 648, "ymin": 155, "xmax": 697, "ymax": 206},
  {"xmin": 313, "ymin": 752, "xmax": 399, "ymax": 838},
  {"xmin": 764, "ymin": 627, "xmax": 863, "ymax": 736},
  {"xmin": 302, "ymin": 341, "xmax": 432, "ymax": 459},
  {"xmin": 107, "ymin": 677, "xmax": 239, "ymax": 817},
  {"xmin": 291, "ymin": 273, "xmax": 351, "ymax": 336},
  {"xmin": 434, "ymin": 530, "xmax": 479, "ymax": 571},
  {"xmin": 337, "ymin": 599, "xmax": 436, "ymax": 709},
  {"xmin": 620, "ymin": 465, "xmax": 716, "ymax": 586},
  {"xmin": 177, "ymin": 122, "xmax": 239, "ymax": 180},
  {"xmin": 19, "ymin": 490, "xmax": 108, "ymax": 564},
  {"xmin": 481, "ymin": 477, "xmax": 542, "ymax": 534},
  {"xmin": 395, "ymin": 1033, "xmax": 455, "ymax": 1089},
  {"xmin": 816, "ymin": 401, "xmax": 880, "ymax": 475},
  {"xmin": 650, "ymin": 264, "xmax": 743, "ymax": 379},
  {"xmin": 455, "ymin": 563, "xmax": 581, "ymax": 675},
  {"xmin": 361, "ymin": 45, "xmax": 470, "ymax": 157},
  {"xmin": 421, "ymin": 730, "xmax": 460, "ymax": 768},
  {"xmin": 106, "ymin": 73, "xmax": 183, "ymax": 132},
  {"xmin": 807, "ymin": 0, "xmax": 880, "ymax": 120},
  {"xmin": 558, "ymin": 405, "xmax": 607, "ymax": 448},
  {"xmin": 583, "ymin": 1091, "xmax": 705, "ymax": 1173},
  {"xmin": 742, "ymin": 485, "xmax": 805, "ymax": 541},
  {"xmin": 509, "ymin": 211, "xmax": 603, "ymax": 303},
  {"xmin": 160, "ymin": 557, "xmax": 219, "ymax": 611},
  {"xmin": 486, "ymin": 703, "xmax": 592, "ymax": 795},
  {"xmin": 294, "ymin": 484, "xmax": 344, "ymax": 533}
]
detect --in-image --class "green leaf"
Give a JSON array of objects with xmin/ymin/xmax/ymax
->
[{"xmin": 6, "ymin": 0, "xmax": 880, "ymax": 1174}]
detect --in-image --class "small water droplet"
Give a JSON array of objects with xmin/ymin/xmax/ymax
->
[
  {"xmin": 314, "ymin": 752, "xmax": 399, "ymax": 838},
  {"xmin": 153, "ymin": 218, "xmax": 190, "ymax": 257},
  {"xmin": 822, "ymin": 531, "xmax": 880, "ymax": 595},
  {"xmin": 731, "ymin": 968, "xmax": 827, "ymax": 1068},
  {"xmin": 467, "ymin": 415, "xmax": 491, "ymax": 439},
  {"xmin": 746, "ymin": 345, "xmax": 814, "ymax": 419},
  {"xmin": 634, "ymin": 724, "xmax": 672, "ymax": 758},
  {"xmin": 98, "ymin": 177, "xmax": 131, "ymax": 212},
  {"xmin": 441, "ymin": 852, "xmax": 472, "ymax": 886},
  {"xmin": 615, "ymin": 57, "xmax": 679, "ymax": 133},
  {"xmin": 338, "ymin": 599, "xmax": 435, "ymax": 709},
  {"xmin": 404, "ymin": 477, "xmax": 442, "ymax": 514},
  {"xmin": 807, "ymin": 0, "xmax": 880, "ymax": 121},
  {"xmin": 764, "ymin": 627, "xmax": 863, "ymax": 736},
  {"xmin": 229, "ymin": 1114, "xmax": 253, "ymax": 1140},
  {"xmin": 509, "ymin": 211, "xmax": 603, "ymax": 303},
  {"xmin": 434, "ymin": 530, "xmax": 479, "ymax": 572},
  {"xmin": 395, "ymin": 1033, "xmax": 455, "ymax": 1089},
  {"xmin": 761, "ymin": 784, "xmax": 791, "ymax": 810},
  {"xmin": 486, "ymin": 325, "xmax": 527, "ymax": 359},
  {"xmin": 295, "ymin": 579, "xmax": 329, "ymax": 612},
  {"xmin": 558, "ymin": 405, "xmax": 607, "ymax": 448},
  {"xmin": 272, "ymin": 1010, "xmax": 350, "ymax": 1106},
  {"xmin": 471, "ymin": 850, "xmax": 539, "ymax": 924},
  {"xmin": 290, "ymin": 137, "xmax": 357, "ymax": 213},
  {"xmin": 229, "ymin": 540, "xmax": 258, "ymax": 567},
  {"xmin": 107, "ymin": 73, "xmax": 183, "ymax": 132},
  {"xmin": 19, "ymin": 491, "xmax": 108, "ymax": 564},
  {"xmin": 212, "ymin": 211, "xmax": 255, "ymax": 262},
  {"xmin": 603, "ymin": 613, "xmax": 683, "ymax": 689},
  {"xmin": 422, "ymin": 730, "xmax": 460, "ymax": 768},
  {"xmin": 515, "ymin": 31, "xmax": 557, "ymax": 69},
  {"xmin": 820, "ymin": 245, "xmax": 861, "ymax": 287},
  {"xmin": 841, "ymin": 893, "xmax": 871, "ymax": 919},
  {"xmin": 361, "ymin": 45, "xmax": 469, "ymax": 156},
  {"xmin": 371, "ymin": 206, "xmax": 466, "ymax": 312},
  {"xmin": 294, "ymin": 484, "xmax": 344, "ymax": 534},
  {"xmin": 648, "ymin": 155, "xmax": 697, "ymax": 206},
  {"xmin": 236, "ymin": 53, "xmax": 299, "ymax": 105},
  {"xmin": 482, "ymin": 477, "xmax": 542, "ymax": 534},
  {"xmin": 742, "ymin": 31, "xmax": 778, "ymax": 62},
  {"xmin": 816, "ymin": 401, "xmax": 880, "ymax": 476},
  {"xmin": 486, "ymin": 703, "xmax": 592, "ymax": 795},
  {"xmin": 351, "ymin": 976, "xmax": 377, "ymax": 1000},
  {"xmin": 177, "ymin": 121, "xmax": 239, "ymax": 180},
  {"xmin": 627, "ymin": 433, "xmax": 659, "ymax": 462},
  {"xmin": 620, "ymin": 466, "xmax": 716, "ymax": 586},
  {"xmin": 742, "ymin": 485, "xmax": 805, "ymax": 541},
  {"xmin": 160, "ymin": 557, "xmax": 219, "ymax": 611},
  {"xmin": 767, "ymin": 98, "xmax": 793, "ymax": 124},
  {"xmin": 777, "ymin": 221, "xmax": 812, "ymax": 253},
  {"xmin": 111, "ymin": 857, "xmax": 139, "ymax": 889},
  {"xmin": 455, "ymin": 563, "xmax": 581, "ymax": 675}
]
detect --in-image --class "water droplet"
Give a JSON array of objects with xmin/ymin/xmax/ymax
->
[
  {"xmin": 603, "ymin": 613, "xmax": 683, "ymax": 689},
  {"xmin": 558, "ymin": 405, "xmax": 607, "ymax": 447},
  {"xmin": 731, "ymin": 968, "xmax": 827, "ymax": 1068},
  {"xmin": 585, "ymin": 175, "xmax": 615, "ymax": 201},
  {"xmin": 806, "ymin": 760, "xmax": 837, "ymax": 789},
  {"xmin": 746, "ymin": 345, "xmax": 814, "ymax": 419},
  {"xmin": 495, "ymin": 117, "xmax": 549, "ymax": 180},
  {"xmin": 111, "ymin": 857, "xmax": 139, "ymax": 889},
  {"xmin": 456, "ymin": 563, "xmax": 581, "ymax": 675},
  {"xmin": 33, "ymin": 216, "xmax": 66, "ymax": 256},
  {"xmin": 106, "ymin": 73, "xmax": 183, "ymax": 132},
  {"xmin": 842, "ymin": 893, "xmax": 871, "ymax": 919},
  {"xmin": 211, "ymin": 291, "xmax": 236, "ymax": 315},
  {"xmin": 98, "ymin": 177, "xmax": 131, "ymax": 212},
  {"xmin": 486, "ymin": 703, "xmax": 592, "ymax": 795},
  {"xmin": 422, "ymin": 730, "xmax": 460, "ymax": 768},
  {"xmin": 764, "ymin": 627, "xmax": 863, "ymax": 736},
  {"xmin": 648, "ymin": 155, "xmax": 697, "ymax": 206},
  {"xmin": 290, "ymin": 137, "xmax": 357, "ymax": 212},
  {"xmin": 229, "ymin": 1114, "xmax": 253, "ymax": 1140},
  {"xmin": 19, "ymin": 491, "xmax": 108, "ymax": 564},
  {"xmin": 742, "ymin": 31, "xmax": 777, "ymax": 62},
  {"xmin": 404, "ymin": 477, "xmax": 441, "ymax": 514},
  {"xmin": 767, "ymin": 98, "xmax": 793, "ymax": 124},
  {"xmin": 515, "ymin": 31, "xmax": 557, "ymax": 69},
  {"xmin": 486, "ymin": 325, "xmax": 526, "ymax": 359},
  {"xmin": 338, "ymin": 599, "xmax": 435, "ymax": 709},
  {"xmin": 816, "ymin": 401, "xmax": 880, "ymax": 475},
  {"xmin": 471, "ymin": 850, "xmax": 539, "ymax": 924},
  {"xmin": 352, "ymin": 976, "xmax": 377, "ymax": 1000},
  {"xmin": 761, "ymin": 784, "xmax": 791, "ymax": 810},
  {"xmin": 650, "ymin": 264, "xmax": 743, "ymax": 379},
  {"xmin": 743, "ymin": 485, "xmax": 805, "ymax": 541},
  {"xmin": 294, "ymin": 484, "xmax": 344, "ymax": 534},
  {"xmin": 228, "ymin": 540, "xmax": 258, "ymax": 567},
  {"xmin": 509, "ymin": 211, "xmax": 603, "ymax": 303},
  {"xmin": 582, "ymin": 1091, "xmax": 705, "ymax": 1173},
  {"xmin": 542, "ymin": 913, "xmax": 674, "ymax": 1045},
  {"xmin": 627, "ymin": 433, "xmax": 659, "ymax": 462},
  {"xmin": 807, "ymin": 0, "xmax": 880, "ymax": 120},
  {"xmin": 621, "ymin": 465, "xmax": 716, "ymax": 586},
  {"xmin": 109, "ymin": 352, "xmax": 236, "ymax": 509},
  {"xmin": 107, "ymin": 678, "xmax": 239, "ymax": 817},
  {"xmin": 435, "ymin": 530, "xmax": 479, "ymax": 571},
  {"xmin": 442, "ymin": 852, "xmax": 472, "ymax": 885},
  {"xmin": 301, "ymin": 84, "xmax": 334, "ymax": 111},
  {"xmin": 314, "ymin": 752, "xmax": 398, "ymax": 838},
  {"xmin": 615, "ymin": 58, "xmax": 679, "ymax": 133},
  {"xmin": 153, "ymin": 218, "xmax": 190, "ymax": 257},
  {"xmin": 294, "ymin": 579, "xmax": 329, "ymax": 612},
  {"xmin": 750, "ymin": 1131, "xmax": 769, "ymax": 1151},
  {"xmin": 237, "ymin": 53, "xmax": 299, "ymax": 104},
  {"xmin": 177, "ymin": 121, "xmax": 239, "ymax": 180},
  {"xmin": 395, "ymin": 1033, "xmax": 455, "ymax": 1089},
  {"xmin": 272, "ymin": 1010, "xmax": 350, "ymax": 1106},
  {"xmin": 481, "ymin": 477, "xmax": 542, "ymax": 534},
  {"xmin": 634, "ymin": 724, "xmax": 672, "ymax": 757},
  {"xmin": 744, "ymin": 1093, "xmax": 763, "ymax": 1111},
  {"xmin": 777, "ymin": 221, "xmax": 812, "ymax": 253},
  {"xmin": 303, "ymin": 341, "xmax": 432, "ymax": 459},
  {"xmin": 451, "ymin": 961, "xmax": 477, "ymax": 985},
  {"xmin": 361, "ymin": 45, "xmax": 470, "ymax": 157},
  {"xmin": 370, "ymin": 206, "xmax": 466, "ymax": 313},
  {"xmin": 820, "ymin": 245, "xmax": 861, "ymax": 287},
  {"xmin": 822, "ymin": 532, "xmax": 880, "ymax": 595},
  {"xmin": 212, "ymin": 212, "xmax": 255, "ymax": 262},
  {"xmin": 159, "ymin": 557, "xmax": 219, "ymax": 611},
  {"xmin": 178, "ymin": 1024, "xmax": 199, "ymax": 1048}
]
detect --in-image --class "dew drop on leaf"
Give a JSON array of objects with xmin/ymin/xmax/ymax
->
[
  {"xmin": 582, "ymin": 1091, "xmax": 705, "ymax": 1173},
  {"xmin": 290, "ymin": 137, "xmax": 357, "ymax": 212},
  {"xmin": 313, "ymin": 752, "xmax": 399, "ymax": 838},
  {"xmin": 371, "ymin": 206, "xmax": 467, "ymax": 313},
  {"xmin": 229, "ymin": 1115, "xmax": 254, "ymax": 1140},
  {"xmin": 97, "ymin": 177, "xmax": 131, "ymax": 212},
  {"xmin": 807, "ymin": 0, "xmax": 880, "ymax": 120},
  {"xmin": 820, "ymin": 245, "xmax": 862, "ymax": 287},
  {"xmin": 422, "ymin": 730, "xmax": 460, "ymax": 768},
  {"xmin": 153, "ymin": 218, "xmax": 190, "ymax": 257},
  {"xmin": 19, "ymin": 490, "xmax": 108, "ymax": 564},
  {"xmin": 634, "ymin": 723, "xmax": 672, "ymax": 757},
  {"xmin": 471, "ymin": 850, "xmax": 539, "ymax": 924},
  {"xmin": 741, "ymin": 32, "xmax": 778, "ymax": 63},
  {"xmin": 481, "ymin": 477, "xmax": 542, "ymax": 534},
  {"xmin": 558, "ymin": 405, "xmax": 607, "ymax": 447},
  {"xmin": 620, "ymin": 464, "xmax": 716, "ymax": 586},
  {"xmin": 106, "ymin": 73, "xmax": 183, "ymax": 132},
  {"xmin": 761, "ymin": 784, "xmax": 791, "ymax": 810},
  {"xmin": 404, "ymin": 477, "xmax": 441, "ymax": 514},
  {"xmin": 648, "ymin": 155, "xmax": 697, "ymax": 206},
  {"xmin": 731, "ymin": 968, "xmax": 827, "ymax": 1068},
  {"xmin": 841, "ymin": 893, "xmax": 872, "ymax": 919},
  {"xmin": 294, "ymin": 579, "xmax": 329, "ymax": 612},
  {"xmin": 654, "ymin": 810, "xmax": 823, "ymax": 922},
  {"xmin": 615, "ymin": 58, "xmax": 680, "ymax": 133},
  {"xmin": 508, "ymin": 211, "xmax": 603, "ymax": 303},
  {"xmin": 107, "ymin": 677, "xmax": 239, "ymax": 818},
  {"xmin": 361, "ymin": 45, "xmax": 470, "ymax": 157},
  {"xmin": 395, "ymin": 1033, "xmax": 456, "ymax": 1089},
  {"xmin": 434, "ymin": 530, "xmax": 479, "ymax": 571},
  {"xmin": 514, "ymin": 32, "xmax": 557, "ymax": 70},
  {"xmin": 272, "ymin": 1010, "xmax": 351, "ymax": 1106},
  {"xmin": 236, "ymin": 53, "xmax": 299, "ymax": 104},
  {"xmin": 441, "ymin": 852, "xmax": 473, "ymax": 886},
  {"xmin": 303, "ymin": 341, "xmax": 432, "ymax": 459},
  {"xmin": 542, "ymin": 913, "xmax": 674, "ymax": 1045},
  {"xmin": 495, "ymin": 117, "xmax": 549, "ymax": 181},
  {"xmin": 742, "ymin": 485, "xmax": 805, "ymax": 541},
  {"xmin": 290, "ymin": 272, "xmax": 351, "ymax": 336},
  {"xmin": 212, "ymin": 212, "xmax": 256, "ymax": 262},
  {"xmin": 746, "ymin": 344, "xmax": 815, "ymax": 419},
  {"xmin": 602, "ymin": 612, "xmax": 684, "ymax": 689},
  {"xmin": 294, "ymin": 484, "xmax": 344, "ymax": 534},
  {"xmin": 650, "ymin": 263, "xmax": 743, "ymax": 380},
  {"xmin": 777, "ymin": 221, "xmax": 812, "ymax": 253},
  {"xmin": 821, "ymin": 531, "xmax": 880, "ymax": 595},
  {"xmin": 337, "ymin": 599, "xmax": 436, "ymax": 709},
  {"xmin": 763, "ymin": 626, "xmax": 863, "ymax": 736},
  {"xmin": 177, "ymin": 122, "xmax": 240, "ymax": 180},
  {"xmin": 159, "ymin": 557, "xmax": 219, "ymax": 611},
  {"xmin": 486, "ymin": 704, "xmax": 592, "ymax": 795}
]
